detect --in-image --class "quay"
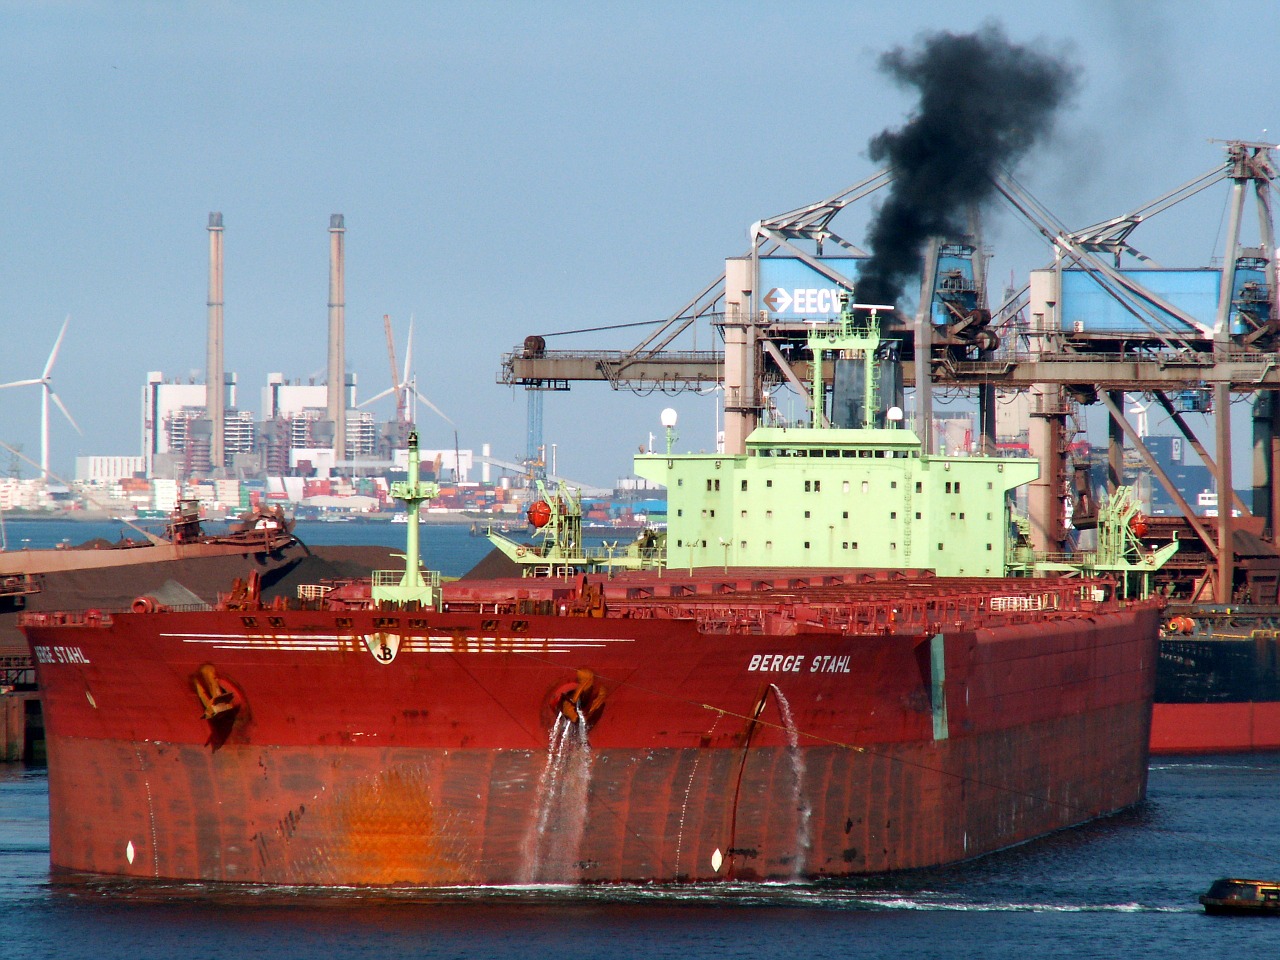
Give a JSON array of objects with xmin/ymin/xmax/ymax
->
[{"xmin": 1, "ymin": 656, "xmax": 42, "ymax": 763}]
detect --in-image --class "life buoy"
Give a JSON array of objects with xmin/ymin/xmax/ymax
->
[{"xmin": 516, "ymin": 545, "xmax": 527, "ymax": 557}]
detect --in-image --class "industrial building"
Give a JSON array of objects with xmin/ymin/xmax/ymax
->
[{"xmin": 127, "ymin": 213, "xmax": 440, "ymax": 483}]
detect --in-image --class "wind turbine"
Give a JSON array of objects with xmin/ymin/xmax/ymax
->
[
  {"xmin": 360, "ymin": 315, "xmax": 454, "ymax": 428},
  {"xmin": 0, "ymin": 316, "xmax": 81, "ymax": 480},
  {"xmin": 1127, "ymin": 397, "xmax": 1150, "ymax": 439}
]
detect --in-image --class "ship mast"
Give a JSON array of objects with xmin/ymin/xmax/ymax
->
[{"xmin": 372, "ymin": 430, "xmax": 440, "ymax": 606}]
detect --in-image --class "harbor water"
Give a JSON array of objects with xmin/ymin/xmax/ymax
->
[
  {"xmin": 3, "ymin": 519, "xmax": 1279, "ymax": 956},
  {"xmin": 2, "ymin": 757, "xmax": 1278, "ymax": 958}
]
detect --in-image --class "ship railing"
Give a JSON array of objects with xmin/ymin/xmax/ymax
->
[
  {"xmin": 18, "ymin": 610, "xmax": 117, "ymax": 627},
  {"xmin": 297, "ymin": 584, "xmax": 334, "ymax": 601},
  {"xmin": 618, "ymin": 584, "xmax": 1101, "ymax": 634},
  {"xmin": 18, "ymin": 602, "xmax": 214, "ymax": 626},
  {"xmin": 990, "ymin": 595, "xmax": 1047, "ymax": 612},
  {"xmin": 372, "ymin": 569, "xmax": 442, "ymax": 589}
]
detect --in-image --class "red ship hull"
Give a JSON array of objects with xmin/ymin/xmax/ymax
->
[
  {"xmin": 1150, "ymin": 702, "xmax": 1280, "ymax": 754},
  {"xmin": 1153, "ymin": 614, "xmax": 1280, "ymax": 753},
  {"xmin": 23, "ymin": 571, "xmax": 1161, "ymax": 886}
]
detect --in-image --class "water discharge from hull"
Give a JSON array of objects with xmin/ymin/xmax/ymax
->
[
  {"xmin": 770, "ymin": 683, "xmax": 812, "ymax": 878},
  {"xmin": 519, "ymin": 714, "xmax": 594, "ymax": 883}
]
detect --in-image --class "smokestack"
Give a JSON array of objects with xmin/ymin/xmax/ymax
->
[
  {"xmin": 206, "ymin": 212, "xmax": 225, "ymax": 474},
  {"xmin": 328, "ymin": 213, "xmax": 346, "ymax": 467}
]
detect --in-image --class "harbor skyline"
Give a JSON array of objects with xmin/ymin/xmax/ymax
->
[{"xmin": 1, "ymin": 2, "xmax": 1277, "ymax": 484}]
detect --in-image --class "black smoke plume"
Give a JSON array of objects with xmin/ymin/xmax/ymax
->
[{"xmin": 853, "ymin": 24, "xmax": 1077, "ymax": 306}]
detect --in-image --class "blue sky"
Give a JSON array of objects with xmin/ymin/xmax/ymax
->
[{"xmin": 0, "ymin": 1, "xmax": 1277, "ymax": 485}]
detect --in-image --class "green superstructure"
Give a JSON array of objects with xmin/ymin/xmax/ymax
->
[
  {"xmin": 634, "ymin": 301, "xmax": 1037, "ymax": 577},
  {"xmin": 635, "ymin": 425, "xmax": 1035, "ymax": 576}
]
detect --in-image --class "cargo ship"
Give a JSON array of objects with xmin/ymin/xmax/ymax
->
[
  {"xmin": 1153, "ymin": 607, "xmax": 1280, "ymax": 753},
  {"xmin": 21, "ymin": 305, "xmax": 1164, "ymax": 887}
]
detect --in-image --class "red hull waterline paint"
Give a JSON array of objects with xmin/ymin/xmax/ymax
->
[
  {"xmin": 1150, "ymin": 702, "xmax": 1280, "ymax": 754},
  {"xmin": 23, "ymin": 569, "xmax": 1162, "ymax": 887}
]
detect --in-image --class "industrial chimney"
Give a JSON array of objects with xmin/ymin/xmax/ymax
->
[
  {"xmin": 328, "ymin": 213, "xmax": 346, "ymax": 468},
  {"xmin": 206, "ymin": 212, "xmax": 225, "ymax": 474}
]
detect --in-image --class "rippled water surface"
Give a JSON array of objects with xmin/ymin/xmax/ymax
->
[{"xmin": 3, "ymin": 757, "xmax": 1279, "ymax": 959}]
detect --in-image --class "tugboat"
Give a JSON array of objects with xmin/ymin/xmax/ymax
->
[{"xmin": 1200, "ymin": 878, "xmax": 1280, "ymax": 915}]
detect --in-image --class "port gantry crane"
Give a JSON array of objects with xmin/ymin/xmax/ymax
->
[{"xmin": 499, "ymin": 140, "xmax": 1280, "ymax": 604}]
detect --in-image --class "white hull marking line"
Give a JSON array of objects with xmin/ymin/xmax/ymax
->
[{"xmin": 163, "ymin": 632, "xmax": 637, "ymax": 654}]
